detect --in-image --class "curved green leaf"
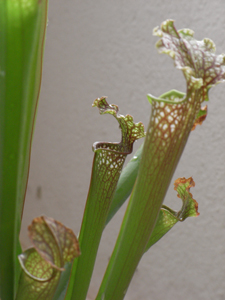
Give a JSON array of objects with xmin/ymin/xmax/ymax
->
[
  {"xmin": 65, "ymin": 97, "xmax": 145, "ymax": 300},
  {"xmin": 145, "ymin": 177, "xmax": 199, "ymax": 251},
  {"xmin": 107, "ymin": 147, "xmax": 200, "ymax": 251},
  {"xmin": 16, "ymin": 216, "xmax": 80, "ymax": 300}
]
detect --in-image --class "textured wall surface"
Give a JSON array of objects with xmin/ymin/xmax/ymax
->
[{"xmin": 21, "ymin": 1, "xmax": 225, "ymax": 299}]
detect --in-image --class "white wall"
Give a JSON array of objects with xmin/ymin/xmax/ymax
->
[{"xmin": 21, "ymin": 1, "xmax": 225, "ymax": 299}]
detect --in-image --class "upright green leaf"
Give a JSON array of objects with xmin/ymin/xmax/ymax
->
[
  {"xmin": 96, "ymin": 20, "xmax": 225, "ymax": 300},
  {"xmin": 16, "ymin": 216, "xmax": 80, "ymax": 300},
  {"xmin": 0, "ymin": 1, "xmax": 48, "ymax": 299},
  {"xmin": 65, "ymin": 97, "xmax": 145, "ymax": 300}
]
